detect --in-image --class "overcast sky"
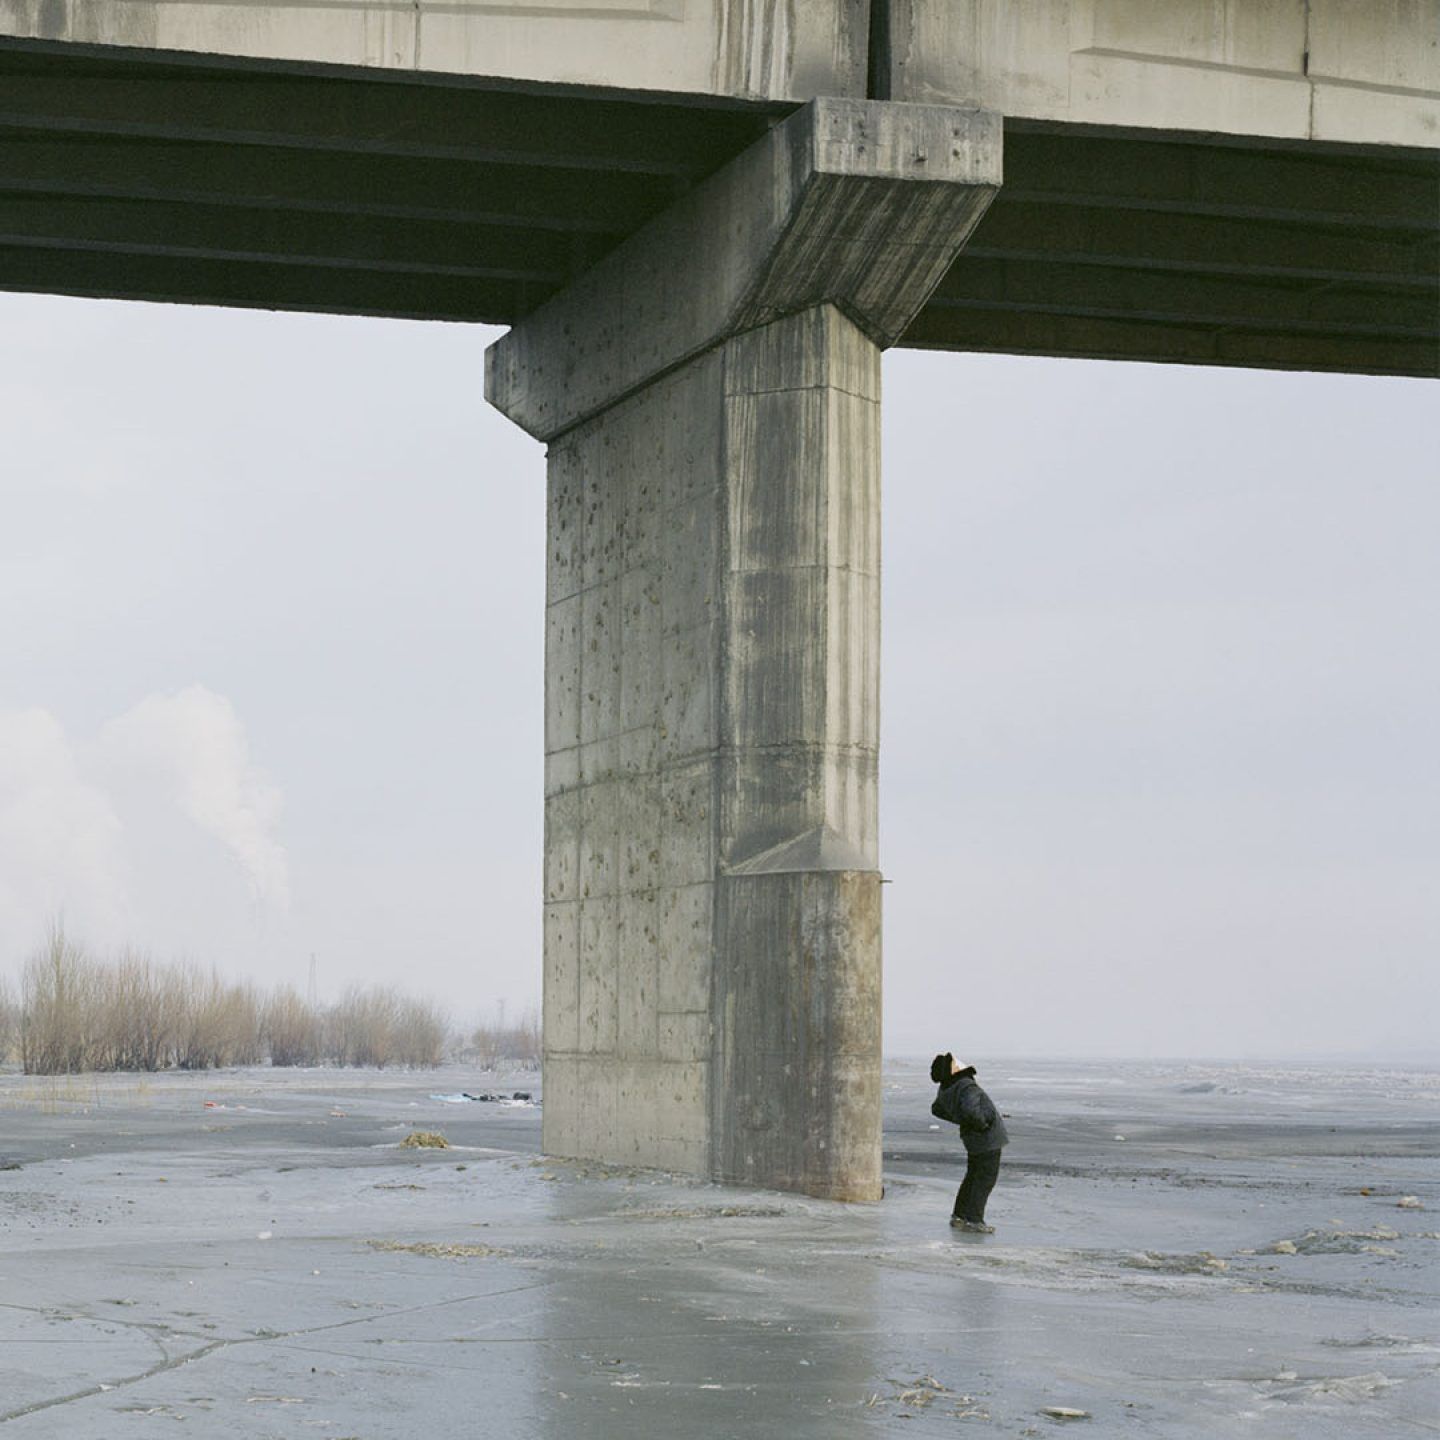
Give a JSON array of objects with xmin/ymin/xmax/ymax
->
[{"xmin": 2, "ymin": 290, "xmax": 1435, "ymax": 1058}]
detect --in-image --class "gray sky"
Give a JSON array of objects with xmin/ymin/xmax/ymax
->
[{"xmin": 2, "ymin": 291, "xmax": 1435, "ymax": 1057}]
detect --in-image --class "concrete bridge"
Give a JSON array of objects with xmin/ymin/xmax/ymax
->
[{"xmin": 4, "ymin": 1, "xmax": 1435, "ymax": 1200}]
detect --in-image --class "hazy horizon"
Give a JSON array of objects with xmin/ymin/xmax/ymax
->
[{"xmin": 3, "ymin": 291, "xmax": 1436, "ymax": 1060}]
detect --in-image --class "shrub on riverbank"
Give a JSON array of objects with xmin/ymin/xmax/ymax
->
[
  {"xmin": 465, "ymin": 1008, "xmax": 541, "ymax": 1071},
  {"xmin": 11, "ymin": 926, "xmax": 453, "ymax": 1074},
  {"xmin": 0, "ymin": 973, "xmax": 16, "ymax": 1066}
]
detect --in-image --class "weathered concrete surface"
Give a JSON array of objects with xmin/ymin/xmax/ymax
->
[
  {"xmin": 533, "ymin": 307, "xmax": 888, "ymax": 1199},
  {"xmin": 3, "ymin": 0, "xmax": 1434, "ymax": 149},
  {"xmin": 715, "ymin": 869, "xmax": 882, "ymax": 1197},
  {"xmin": 886, "ymin": 0, "xmax": 1440, "ymax": 149},
  {"xmin": 485, "ymin": 99, "xmax": 1001, "ymax": 440},
  {"xmin": 5, "ymin": 0, "xmax": 1434, "ymax": 149},
  {"xmin": 0, "ymin": 0, "xmax": 869, "ymax": 101},
  {"xmin": 490, "ymin": 99, "xmax": 998, "ymax": 1199}
]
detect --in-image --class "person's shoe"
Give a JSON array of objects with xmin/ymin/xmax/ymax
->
[{"xmin": 950, "ymin": 1217, "xmax": 994, "ymax": 1233}]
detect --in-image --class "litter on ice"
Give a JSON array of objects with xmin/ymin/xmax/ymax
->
[{"xmin": 430, "ymin": 1092, "xmax": 538, "ymax": 1107}]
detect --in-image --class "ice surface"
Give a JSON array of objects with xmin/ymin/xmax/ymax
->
[{"xmin": 0, "ymin": 1058, "xmax": 1436, "ymax": 1437}]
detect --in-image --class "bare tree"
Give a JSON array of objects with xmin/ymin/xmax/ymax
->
[
  {"xmin": 264, "ymin": 987, "xmax": 323, "ymax": 1067},
  {"xmin": 100, "ymin": 950, "xmax": 172, "ymax": 1071},
  {"xmin": 0, "ymin": 973, "xmax": 16, "ymax": 1065},
  {"xmin": 392, "ymin": 995, "xmax": 448, "ymax": 1067},
  {"xmin": 468, "ymin": 1004, "xmax": 541, "ymax": 1071},
  {"xmin": 330, "ymin": 985, "xmax": 400, "ymax": 1068},
  {"xmin": 170, "ymin": 966, "xmax": 263, "ymax": 1070},
  {"xmin": 21, "ymin": 922, "xmax": 98, "ymax": 1075}
]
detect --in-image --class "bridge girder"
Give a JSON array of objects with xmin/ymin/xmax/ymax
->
[{"xmin": 0, "ymin": 38, "xmax": 1435, "ymax": 376}]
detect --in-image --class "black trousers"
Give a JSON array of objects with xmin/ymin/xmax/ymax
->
[{"xmin": 953, "ymin": 1148, "xmax": 1002, "ymax": 1222}]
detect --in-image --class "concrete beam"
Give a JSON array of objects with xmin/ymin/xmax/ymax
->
[
  {"xmin": 0, "ymin": 193, "xmax": 571, "ymax": 284},
  {"xmin": 486, "ymin": 97, "xmax": 1001, "ymax": 441},
  {"xmin": 0, "ymin": 133, "xmax": 663, "ymax": 236},
  {"xmin": 7, "ymin": 0, "xmax": 1437, "ymax": 151},
  {"xmin": 901, "ymin": 303, "xmax": 1439, "ymax": 378},
  {"xmin": 918, "ymin": 122, "xmax": 1440, "ymax": 378},
  {"xmin": 998, "ymin": 126, "xmax": 1440, "ymax": 233},
  {"xmin": 0, "ymin": 66, "xmax": 761, "ymax": 176},
  {"xmin": 488, "ymin": 98, "xmax": 999, "ymax": 1200},
  {"xmin": 0, "ymin": 241, "xmax": 530, "ymax": 321},
  {"xmin": 887, "ymin": 0, "xmax": 1440, "ymax": 151},
  {"xmin": 0, "ymin": 1, "xmax": 870, "ymax": 101},
  {"xmin": 967, "ymin": 204, "xmax": 1438, "ymax": 285},
  {"xmin": 932, "ymin": 257, "xmax": 1437, "ymax": 341}
]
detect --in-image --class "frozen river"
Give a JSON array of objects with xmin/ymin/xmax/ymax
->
[{"xmin": 1, "ymin": 1057, "xmax": 1436, "ymax": 1436}]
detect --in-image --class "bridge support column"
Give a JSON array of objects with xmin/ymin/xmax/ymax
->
[{"xmin": 487, "ymin": 97, "xmax": 1000, "ymax": 1199}]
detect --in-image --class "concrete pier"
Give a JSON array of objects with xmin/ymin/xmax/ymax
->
[{"xmin": 487, "ymin": 98, "xmax": 1000, "ymax": 1198}]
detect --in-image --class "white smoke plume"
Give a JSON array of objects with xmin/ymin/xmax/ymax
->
[
  {"xmin": 0, "ymin": 707, "xmax": 128, "ymax": 946},
  {"xmin": 99, "ymin": 685, "xmax": 289, "ymax": 909},
  {"xmin": 0, "ymin": 687, "xmax": 288, "ymax": 965}
]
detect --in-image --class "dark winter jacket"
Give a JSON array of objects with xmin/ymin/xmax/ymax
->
[{"xmin": 931, "ymin": 1072, "xmax": 1009, "ymax": 1155}]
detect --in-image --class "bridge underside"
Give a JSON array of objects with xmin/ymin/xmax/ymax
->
[{"xmin": 2, "ymin": 37, "xmax": 1436, "ymax": 377}]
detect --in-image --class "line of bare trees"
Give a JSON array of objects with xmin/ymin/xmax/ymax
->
[
  {"xmin": 465, "ymin": 1007, "xmax": 542, "ymax": 1071},
  {"xmin": 3, "ymin": 927, "xmax": 450, "ymax": 1074}
]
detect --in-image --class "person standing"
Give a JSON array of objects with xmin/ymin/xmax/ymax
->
[{"xmin": 930, "ymin": 1053, "xmax": 1009, "ymax": 1232}]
